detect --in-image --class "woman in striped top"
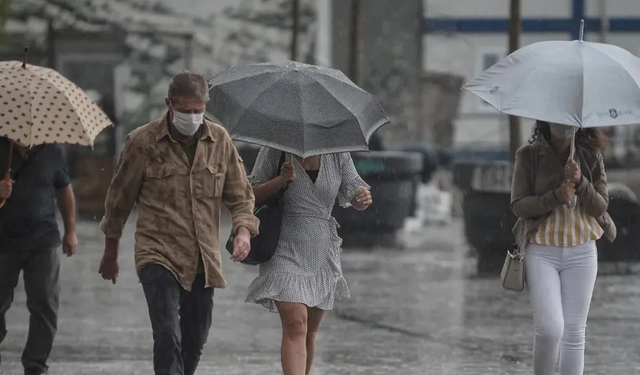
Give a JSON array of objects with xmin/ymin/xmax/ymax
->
[{"xmin": 510, "ymin": 120, "xmax": 616, "ymax": 375}]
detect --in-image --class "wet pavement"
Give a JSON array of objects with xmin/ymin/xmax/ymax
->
[{"xmin": 2, "ymin": 217, "xmax": 640, "ymax": 374}]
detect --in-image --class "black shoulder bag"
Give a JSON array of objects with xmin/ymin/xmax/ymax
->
[{"xmin": 226, "ymin": 152, "xmax": 287, "ymax": 265}]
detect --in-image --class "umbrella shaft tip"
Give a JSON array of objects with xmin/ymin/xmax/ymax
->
[{"xmin": 22, "ymin": 46, "xmax": 29, "ymax": 68}]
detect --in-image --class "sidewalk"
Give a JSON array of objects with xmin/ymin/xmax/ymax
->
[
  {"xmin": 1, "ymin": 218, "xmax": 640, "ymax": 374},
  {"xmin": 1, "ymin": 219, "xmax": 421, "ymax": 375}
]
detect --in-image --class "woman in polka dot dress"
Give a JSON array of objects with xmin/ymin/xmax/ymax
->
[{"xmin": 245, "ymin": 146, "xmax": 372, "ymax": 375}]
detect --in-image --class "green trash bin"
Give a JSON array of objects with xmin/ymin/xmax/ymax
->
[{"xmin": 332, "ymin": 151, "xmax": 423, "ymax": 248}]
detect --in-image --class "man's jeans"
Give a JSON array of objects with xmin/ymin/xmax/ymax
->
[
  {"xmin": 0, "ymin": 247, "xmax": 60, "ymax": 375},
  {"xmin": 139, "ymin": 264, "xmax": 214, "ymax": 375}
]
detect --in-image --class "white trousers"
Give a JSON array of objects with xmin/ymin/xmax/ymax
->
[{"xmin": 525, "ymin": 241, "xmax": 598, "ymax": 375}]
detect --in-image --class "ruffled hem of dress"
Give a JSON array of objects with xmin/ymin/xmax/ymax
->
[{"xmin": 244, "ymin": 268, "xmax": 350, "ymax": 313}]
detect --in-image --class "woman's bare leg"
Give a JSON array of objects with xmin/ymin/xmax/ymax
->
[
  {"xmin": 305, "ymin": 307, "xmax": 325, "ymax": 375},
  {"xmin": 276, "ymin": 302, "xmax": 308, "ymax": 375}
]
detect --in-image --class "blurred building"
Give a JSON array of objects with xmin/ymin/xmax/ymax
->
[
  {"xmin": 316, "ymin": 0, "xmax": 424, "ymax": 150},
  {"xmin": 3, "ymin": 1, "xmax": 211, "ymax": 218},
  {"xmin": 423, "ymin": 0, "xmax": 640, "ymax": 150}
]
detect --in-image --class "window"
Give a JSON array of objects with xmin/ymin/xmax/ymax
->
[
  {"xmin": 57, "ymin": 53, "xmax": 120, "ymax": 94},
  {"xmin": 57, "ymin": 53, "xmax": 121, "ymax": 160},
  {"xmin": 475, "ymin": 48, "xmax": 506, "ymax": 112}
]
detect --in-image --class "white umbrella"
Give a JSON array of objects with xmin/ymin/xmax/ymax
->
[
  {"xmin": 463, "ymin": 21, "xmax": 640, "ymax": 129},
  {"xmin": 463, "ymin": 21, "xmax": 640, "ymax": 208}
]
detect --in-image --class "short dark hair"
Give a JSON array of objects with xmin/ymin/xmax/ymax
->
[{"xmin": 167, "ymin": 71, "xmax": 209, "ymax": 102}]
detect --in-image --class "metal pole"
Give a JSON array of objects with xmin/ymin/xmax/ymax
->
[
  {"xmin": 314, "ymin": 0, "xmax": 333, "ymax": 67},
  {"xmin": 184, "ymin": 33, "xmax": 193, "ymax": 70},
  {"xmin": 598, "ymin": 0, "xmax": 609, "ymax": 43},
  {"xmin": 420, "ymin": 0, "xmax": 427, "ymax": 142},
  {"xmin": 348, "ymin": 0, "xmax": 361, "ymax": 84},
  {"xmin": 291, "ymin": 0, "xmax": 300, "ymax": 61},
  {"xmin": 508, "ymin": 0, "xmax": 521, "ymax": 162},
  {"xmin": 46, "ymin": 18, "xmax": 56, "ymax": 69}
]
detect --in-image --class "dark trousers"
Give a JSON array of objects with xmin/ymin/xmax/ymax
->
[
  {"xmin": 139, "ymin": 264, "xmax": 214, "ymax": 375},
  {"xmin": 0, "ymin": 247, "xmax": 60, "ymax": 375}
]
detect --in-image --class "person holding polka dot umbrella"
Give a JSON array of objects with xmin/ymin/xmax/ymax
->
[
  {"xmin": 0, "ymin": 47, "xmax": 111, "ymax": 375},
  {"xmin": 0, "ymin": 47, "xmax": 113, "ymax": 207}
]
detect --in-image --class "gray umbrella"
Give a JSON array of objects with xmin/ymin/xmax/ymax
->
[{"xmin": 206, "ymin": 60, "xmax": 390, "ymax": 158}]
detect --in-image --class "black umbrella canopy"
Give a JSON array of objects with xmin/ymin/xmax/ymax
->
[{"xmin": 206, "ymin": 60, "xmax": 390, "ymax": 158}]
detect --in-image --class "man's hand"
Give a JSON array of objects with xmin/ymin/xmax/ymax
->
[
  {"xmin": 351, "ymin": 188, "xmax": 373, "ymax": 210},
  {"xmin": 99, "ymin": 253, "xmax": 119, "ymax": 284},
  {"xmin": 231, "ymin": 226, "xmax": 251, "ymax": 262},
  {"xmin": 62, "ymin": 231, "xmax": 78, "ymax": 257},
  {"xmin": 0, "ymin": 178, "xmax": 13, "ymax": 199},
  {"xmin": 99, "ymin": 239, "xmax": 120, "ymax": 284}
]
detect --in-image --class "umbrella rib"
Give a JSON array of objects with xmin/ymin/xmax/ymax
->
[
  {"xmin": 1, "ymin": 61, "xmax": 111, "ymax": 147},
  {"xmin": 231, "ymin": 80, "xmax": 299, "ymax": 138},
  {"xmin": 579, "ymin": 44, "xmax": 586, "ymax": 128},
  {"xmin": 298, "ymin": 70, "xmax": 364, "ymax": 125},
  {"xmin": 583, "ymin": 43, "xmax": 640, "ymax": 88},
  {"xmin": 29, "ymin": 73, "xmax": 67, "ymax": 145},
  {"xmin": 212, "ymin": 63, "xmax": 389, "ymax": 156},
  {"xmin": 28, "ymin": 71, "xmax": 92, "ymax": 146},
  {"xmin": 363, "ymin": 116, "xmax": 390, "ymax": 143},
  {"xmin": 211, "ymin": 70, "xmax": 282, "ymax": 91},
  {"xmin": 213, "ymin": 71, "xmax": 288, "ymax": 132},
  {"xmin": 300, "ymin": 70, "xmax": 359, "ymax": 110},
  {"xmin": 581, "ymin": 44, "xmax": 640, "ymax": 127},
  {"xmin": 26, "ymin": 71, "xmax": 43, "ymax": 147},
  {"xmin": 499, "ymin": 59, "xmax": 540, "ymax": 113},
  {"xmin": 37, "ymin": 68, "xmax": 101, "ymax": 145},
  {"xmin": 466, "ymin": 42, "xmax": 566, "ymax": 116},
  {"xmin": 25, "ymin": 71, "xmax": 35, "ymax": 146},
  {"xmin": 299, "ymin": 70, "xmax": 390, "ymax": 146},
  {"xmin": 297, "ymin": 71, "xmax": 378, "ymax": 150},
  {"xmin": 297, "ymin": 63, "xmax": 369, "ymax": 93},
  {"xmin": 229, "ymin": 135, "xmax": 370, "ymax": 158},
  {"xmin": 36, "ymin": 75, "xmax": 84, "ymax": 145}
]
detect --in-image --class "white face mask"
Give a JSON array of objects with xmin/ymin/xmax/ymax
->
[
  {"xmin": 172, "ymin": 110, "xmax": 204, "ymax": 136},
  {"xmin": 549, "ymin": 123, "xmax": 575, "ymax": 139}
]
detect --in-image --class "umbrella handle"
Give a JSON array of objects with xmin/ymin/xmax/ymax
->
[
  {"xmin": 567, "ymin": 196, "xmax": 577, "ymax": 209},
  {"xmin": 564, "ymin": 128, "xmax": 578, "ymax": 209},
  {"xmin": 0, "ymin": 171, "xmax": 11, "ymax": 209}
]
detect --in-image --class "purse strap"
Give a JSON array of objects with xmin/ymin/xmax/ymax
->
[
  {"xmin": 514, "ymin": 146, "xmax": 538, "ymax": 255},
  {"xmin": 517, "ymin": 147, "xmax": 538, "ymax": 255}
]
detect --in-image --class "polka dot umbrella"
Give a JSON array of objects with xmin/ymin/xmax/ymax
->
[
  {"xmin": 0, "ymin": 49, "xmax": 112, "ymax": 147},
  {"xmin": 0, "ymin": 47, "xmax": 113, "ymax": 207}
]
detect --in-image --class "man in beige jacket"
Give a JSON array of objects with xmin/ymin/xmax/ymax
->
[{"xmin": 98, "ymin": 72, "xmax": 259, "ymax": 375}]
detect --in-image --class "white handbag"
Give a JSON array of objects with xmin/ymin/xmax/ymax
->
[{"xmin": 500, "ymin": 245, "xmax": 525, "ymax": 292}]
